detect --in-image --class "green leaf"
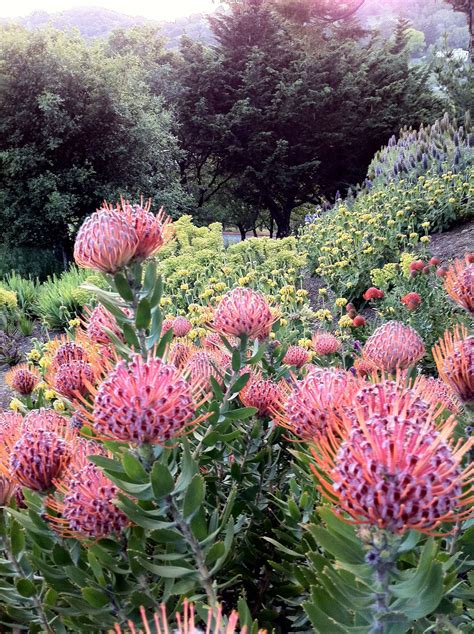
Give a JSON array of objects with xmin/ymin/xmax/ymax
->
[
  {"xmin": 10, "ymin": 522, "xmax": 25, "ymax": 558},
  {"xmin": 137, "ymin": 557, "xmax": 194, "ymax": 578},
  {"xmin": 136, "ymin": 298, "xmax": 151, "ymax": 330},
  {"xmin": 224, "ymin": 407, "xmax": 257, "ymax": 421},
  {"xmin": 147, "ymin": 308, "xmax": 163, "ymax": 349},
  {"xmin": 88, "ymin": 455, "xmax": 124, "ymax": 473},
  {"xmin": 148, "ymin": 275, "xmax": 163, "ymax": 307},
  {"xmin": 122, "ymin": 323, "xmax": 141, "ymax": 350},
  {"xmin": 143, "ymin": 261, "xmax": 157, "ymax": 294},
  {"xmin": 183, "ymin": 474, "xmax": 205, "ymax": 520},
  {"xmin": 231, "ymin": 349, "xmax": 241, "ymax": 372},
  {"xmin": 16, "ymin": 578, "xmax": 36, "ymax": 598},
  {"xmin": 155, "ymin": 327, "xmax": 173, "ymax": 358},
  {"xmin": 81, "ymin": 587, "xmax": 110, "ymax": 609},
  {"xmin": 114, "ymin": 273, "xmax": 134, "ymax": 302},
  {"xmin": 230, "ymin": 372, "xmax": 250, "ymax": 395},
  {"xmin": 122, "ymin": 452, "xmax": 148, "ymax": 483},
  {"xmin": 150, "ymin": 462, "xmax": 175, "ymax": 499},
  {"xmin": 248, "ymin": 344, "xmax": 266, "ymax": 365}
]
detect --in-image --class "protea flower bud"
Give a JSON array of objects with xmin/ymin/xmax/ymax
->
[
  {"xmin": 401, "ymin": 292, "xmax": 422, "ymax": 311},
  {"xmin": 444, "ymin": 256, "xmax": 474, "ymax": 314},
  {"xmin": 172, "ymin": 316, "xmax": 192, "ymax": 338},
  {"xmin": 5, "ymin": 364, "xmax": 39, "ymax": 395},
  {"xmin": 74, "ymin": 209, "xmax": 139, "ymax": 273},
  {"xmin": 362, "ymin": 321, "xmax": 425, "ymax": 372},
  {"xmin": 363, "ymin": 287, "xmax": 384, "ymax": 301},
  {"xmin": 312, "ymin": 332, "xmax": 341, "ymax": 356},
  {"xmin": 92, "ymin": 354, "xmax": 200, "ymax": 444},
  {"xmin": 282, "ymin": 345, "xmax": 309, "ymax": 368},
  {"xmin": 352, "ymin": 315, "xmax": 366, "ymax": 327},
  {"xmin": 278, "ymin": 368, "xmax": 358, "ymax": 439},
  {"xmin": 310, "ymin": 389, "xmax": 473, "ymax": 534},
  {"xmin": 213, "ymin": 288, "xmax": 274, "ymax": 340},
  {"xmin": 239, "ymin": 373, "xmax": 283, "ymax": 418},
  {"xmin": 55, "ymin": 361, "xmax": 94, "ymax": 399},
  {"xmin": 185, "ymin": 350, "xmax": 230, "ymax": 391},
  {"xmin": 433, "ymin": 325, "xmax": 474, "ymax": 404},
  {"xmin": 120, "ymin": 201, "xmax": 171, "ymax": 260}
]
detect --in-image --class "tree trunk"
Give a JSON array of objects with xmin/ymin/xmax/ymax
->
[
  {"xmin": 470, "ymin": 5, "xmax": 474, "ymax": 64},
  {"xmin": 252, "ymin": 224, "xmax": 258, "ymax": 237},
  {"xmin": 237, "ymin": 225, "xmax": 246, "ymax": 241},
  {"xmin": 269, "ymin": 215, "xmax": 274, "ymax": 238}
]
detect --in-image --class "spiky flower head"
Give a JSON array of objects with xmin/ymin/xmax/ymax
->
[
  {"xmin": 401, "ymin": 292, "xmax": 422, "ymax": 311},
  {"xmin": 92, "ymin": 354, "xmax": 199, "ymax": 444},
  {"xmin": 55, "ymin": 361, "xmax": 94, "ymax": 399},
  {"xmin": 169, "ymin": 339, "xmax": 196, "ymax": 370},
  {"xmin": 23, "ymin": 408, "xmax": 68, "ymax": 430},
  {"xmin": 5, "ymin": 364, "xmax": 39, "ymax": 395},
  {"xmin": 74, "ymin": 209, "xmax": 139, "ymax": 273},
  {"xmin": 52, "ymin": 342, "xmax": 88, "ymax": 370},
  {"xmin": 185, "ymin": 350, "xmax": 230, "ymax": 391},
  {"xmin": 311, "ymin": 386, "xmax": 473, "ymax": 534},
  {"xmin": 172, "ymin": 316, "xmax": 192, "ymax": 338},
  {"xmin": 282, "ymin": 345, "xmax": 309, "ymax": 368},
  {"xmin": 433, "ymin": 325, "xmax": 474, "ymax": 404},
  {"xmin": 240, "ymin": 373, "xmax": 284, "ymax": 418},
  {"xmin": 444, "ymin": 255, "xmax": 474, "ymax": 314},
  {"xmin": 213, "ymin": 288, "xmax": 274, "ymax": 340},
  {"xmin": 85, "ymin": 305, "xmax": 122, "ymax": 345},
  {"xmin": 362, "ymin": 321, "xmax": 425, "ymax": 372},
  {"xmin": 161, "ymin": 319, "xmax": 174, "ymax": 335},
  {"xmin": 115, "ymin": 199, "xmax": 172, "ymax": 260},
  {"xmin": 312, "ymin": 332, "xmax": 341, "ymax": 356},
  {"xmin": 279, "ymin": 368, "xmax": 358, "ymax": 439},
  {"xmin": 415, "ymin": 375, "xmax": 461, "ymax": 414},
  {"xmin": 353, "ymin": 356, "xmax": 377, "ymax": 378},
  {"xmin": 203, "ymin": 332, "xmax": 239, "ymax": 351}
]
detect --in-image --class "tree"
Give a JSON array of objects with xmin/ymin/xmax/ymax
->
[
  {"xmin": 274, "ymin": 0, "xmax": 365, "ymax": 23},
  {"xmin": 0, "ymin": 26, "xmax": 185, "ymax": 253},
  {"xmin": 446, "ymin": 1, "xmax": 474, "ymax": 62}
]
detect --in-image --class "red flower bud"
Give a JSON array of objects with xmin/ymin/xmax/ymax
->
[
  {"xmin": 409, "ymin": 260, "xmax": 424, "ymax": 272},
  {"xmin": 429, "ymin": 257, "xmax": 441, "ymax": 266},
  {"xmin": 352, "ymin": 315, "xmax": 366, "ymax": 327},
  {"xmin": 436, "ymin": 267, "xmax": 448, "ymax": 278}
]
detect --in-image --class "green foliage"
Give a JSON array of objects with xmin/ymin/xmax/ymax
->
[
  {"xmin": 2, "ymin": 272, "xmax": 38, "ymax": 318},
  {"xmin": 0, "ymin": 245, "xmax": 63, "ymax": 280}
]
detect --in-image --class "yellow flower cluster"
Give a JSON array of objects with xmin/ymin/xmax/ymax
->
[{"xmin": 0, "ymin": 288, "xmax": 18, "ymax": 309}]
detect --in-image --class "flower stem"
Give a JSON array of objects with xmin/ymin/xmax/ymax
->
[{"xmin": 363, "ymin": 530, "xmax": 398, "ymax": 634}]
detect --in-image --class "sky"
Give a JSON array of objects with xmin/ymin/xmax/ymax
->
[{"xmin": 0, "ymin": 0, "xmax": 218, "ymax": 20}]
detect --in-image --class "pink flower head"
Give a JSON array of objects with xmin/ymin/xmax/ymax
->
[
  {"xmin": 213, "ymin": 288, "xmax": 274, "ymax": 340},
  {"xmin": 23, "ymin": 408, "xmax": 67, "ymax": 430},
  {"xmin": 74, "ymin": 209, "xmax": 139, "ymax": 274},
  {"xmin": 5, "ymin": 364, "xmax": 39, "ymax": 396},
  {"xmin": 52, "ymin": 342, "xmax": 88, "ymax": 370},
  {"xmin": 311, "ymin": 387, "xmax": 473, "ymax": 534},
  {"xmin": 92, "ymin": 354, "xmax": 199, "ymax": 444},
  {"xmin": 415, "ymin": 375, "xmax": 461, "ymax": 415},
  {"xmin": 282, "ymin": 345, "xmax": 309, "ymax": 368},
  {"xmin": 185, "ymin": 350, "xmax": 230, "ymax": 391},
  {"xmin": 444, "ymin": 256, "xmax": 474, "ymax": 314},
  {"xmin": 239, "ymin": 373, "xmax": 284, "ymax": 418},
  {"xmin": 363, "ymin": 287, "xmax": 384, "ymax": 301},
  {"xmin": 312, "ymin": 332, "xmax": 341, "ymax": 356},
  {"xmin": 55, "ymin": 361, "xmax": 94, "ymax": 399},
  {"xmin": 169, "ymin": 339, "xmax": 196, "ymax": 370},
  {"xmin": 280, "ymin": 368, "xmax": 358, "ymax": 439},
  {"xmin": 433, "ymin": 325, "xmax": 474, "ymax": 404},
  {"xmin": 172, "ymin": 316, "xmax": 192, "ymax": 338},
  {"xmin": 120, "ymin": 201, "xmax": 171, "ymax": 260},
  {"xmin": 161, "ymin": 319, "xmax": 174, "ymax": 335},
  {"xmin": 85, "ymin": 305, "xmax": 122, "ymax": 345},
  {"xmin": 362, "ymin": 321, "xmax": 425, "ymax": 372},
  {"xmin": 401, "ymin": 292, "xmax": 422, "ymax": 311}
]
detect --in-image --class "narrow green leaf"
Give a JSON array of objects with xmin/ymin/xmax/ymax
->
[
  {"xmin": 224, "ymin": 407, "xmax": 257, "ymax": 421},
  {"xmin": 148, "ymin": 275, "xmax": 163, "ymax": 307},
  {"xmin": 114, "ymin": 273, "xmax": 134, "ymax": 302},
  {"xmin": 137, "ymin": 557, "xmax": 194, "ymax": 578},
  {"xmin": 183, "ymin": 474, "xmax": 205, "ymax": 520},
  {"xmin": 143, "ymin": 261, "xmax": 157, "ymax": 294},
  {"xmin": 231, "ymin": 349, "xmax": 241, "ymax": 372},
  {"xmin": 10, "ymin": 523, "xmax": 25, "ymax": 558},
  {"xmin": 150, "ymin": 463, "xmax": 175, "ymax": 499},
  {"xmin": 122, "ymin": 323, "xmax": 141, "ymax": 350},
  {"xmin": 229, "ymin": 372, "xmax": 250, "ymax": 395},
  {"xmin": 122, "ymin": 453, "xmax": 148, "ymax": 483},
  {"xmin": 81, "ymin": 587, "xmax": 110, "ymax": 608},
  {"xmin": 16, "ymin": 579, "xmax": 36, "ymax": 598},
  {"xmin": 136, "ymin": 298, "xmax": 151, "ymax": 330}
]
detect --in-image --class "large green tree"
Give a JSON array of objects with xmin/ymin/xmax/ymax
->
[
  {"xmin": 446, "ymin": 1, "xmax": 474, "ymax": 61},
  {"xmin": 0, "ymin": 26, "xmax": 185, "ymax": 253}
]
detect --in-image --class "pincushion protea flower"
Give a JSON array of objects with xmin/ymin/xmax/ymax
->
[
  {"xmin": 282, "ymin": 345, "xmax": 309, "ymax": 368},
  {"xmin": 213, "ymin": 288, "xmax": 275, "ymax": 340},
  {"xmin": 239, "ymin": 373, "xmax": 284, "ymax": 418},
  {"xmin": 433, "ymin": 325, "xmax": 474, "ymax": 405},
  {"xmin": 401, "ymin": 292, "xmax": 422, "ymax": 311},
  {"xmin": 0, "ymin": 411, "xmax": 75, "ymax": 491},
  {"xmin": 172, "ymin": 316, "xmax": 192, "ymax": 338},
  {"xmin": 444, "ymin": 255, "xmax": 474, "ymax": 314},
  {"xmin": 203, "ymin": 332, "xmax": 239, "ymax": 351},
  {"xmin": 312, "ymin": 332, "xmax": 341, "ymax": 356},
  {"xmin": 415, "ymin": 375, "xmax": 461, "ymax": 414},
  {"xmin": 277, "ymin": 368, "xmax": 358, "ymax": 439},
  {"xmin": 5, "ymin": 364, "xmax": 39, "ymax": 395},
  {"xmin": 91, "ymin": 354, "xmax": 207, "ymax": 444},
  {"xmin": 310, "ymin": 386, "xmax": 474, "ymax": 534},
  {"xmin": 52, "ymin": 341, "xmax": 89, "ymax": 370},
  {"xmin": 362, "ymin": 321, "xmax": 425, "ymax": 372},
  {"xmin": 169, "ymin": 339, "xmax": 196, "ymax": 370},
  {"xmin": 113, "ymin": 601, "xmax": 260, "ymax": 634},
  {"xmin": 353, "ymin": 356, "xmax": 377, "ymax": 378},
  {"xmin": 74, "ymin": 209, "xmax": 139, "ymax": 274},
  {"xmin": 185, "ymin": 350, "xmax": 230, "ymax": 391},
  {"xmin": 85, "ymin": 304, "xmax": 123, "ymax": 345},
  {"xmin": 54, "ymin": 360, "xmax": 94, "ymax": 399}
]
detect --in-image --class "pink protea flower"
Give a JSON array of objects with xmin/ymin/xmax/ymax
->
[
  {"xmin": 52, "ymin": 342, "xmax": 88, "ymax": 370},
  {"xmin": 444, "ymin": 256, "xmax": 474, "ymax": 314},
  {"xmin": 213, "ymin": 288, "xmax": 275, "ymax": 340},
  {"xmin": 310, "ymin": 388, "xmax": 474, "ymax": 534},
  {"xmin": 23, "ymin": 408, "xmax": 68, "ymax": 430},
  {"xmin": 203, "ymin": 332, "xmax": 239, "ymax": 350},
  {"xmin": 278, "ymin": 368, "xmax": 358, "ymax": 439},
  {"xmin": 74, "ymin": 209, "xmax": 139, "ymax": 273},
  {"xmin": 5, "ymin": 364, "xmax": 39, "ymax": 395},
  {"xmin": 113, "ymin": 601, "xmax": 256, "ymax": 634},
  {"xmin": 433, "ymin": 325, "xmax": 474, "ymax": 405},
  {"xmin": 0, "ymin": 413, "xmax": 75, "ymax": 491},
  {"xmin": 48, "ymin": 463, "xmax": 129, "ymax": 539},
  {"xmin": 415, "ymin": 375, "xmax": 461, "ymax": 414},
  {"xmin": 354, "ymin": 380, "xmax": 430, "ymax": 423},
  {"xmin": 172, "ymin": 316, "xmax": 192, "ymax": 337},
  {"xmin": 161, "ymin": 319, "xmax": 174, "ymax": 335},
  {"xmin": 169, "ymin": 339, "xmax": 196, "ymax": 370},
  {"xmin": 362, "ymin": 321, "xmax": 425, "ymax": 372},
  {"xmin": 85, "ymin": 305, "xmax": 123, "ymax": 345},
  {"xmin": 185, "ymin": 350, "xmax": 230, "ymax": 391},
  {"xmin": 401, "ymin": 292, "xmax": 422, "ymax": 311},
  {"xmin": 282, "ymin": 345, "xmax": 309, "ymax": 368},
  {"xmin": 91, "ymin": 354, "xmax": 203, "ymax": 444},
  {"xmin": 312, "ymin": 332, "xmax": 341, "ymax": 356},
  {"xmin": 239, "ymin": 373, "xmax": 284, "ymax": 418},
  {"xmin": 55, "ymin": 361, "xmax": 94, "ymax": 399},
  {"xmin": 353, "ymin": 356, "xmax": 377, "ymax": 378},
  {"xmin": 118, "ymin": 200, "xmax": 172, "ymax": 260}
]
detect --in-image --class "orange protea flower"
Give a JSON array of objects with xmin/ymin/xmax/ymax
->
[
  {"xmin": 185, "ymin": 350, "xmax": 230, "ymax": 392},
  {"xmin": 415, "ymin": 375, "xmax": 461, "ymax": 415},
  {"xmin": 54, "ymin": 361, "xmax": 94, "ymax": 400},
  {"xmin": 362, "ymin": 321, "xmax": 425, "ymax": 372},
  {"xmin": 312, "ymin": 332, "xmax": 341, "ymax": 356},
  {"xmin": 0, "ymin": 411, "xmax": 75, "ymax": 491},
  {"xmin": 353, "ymin": 356, "xmax": 377, "ymax": 378},
  {"xmin": 51, "ymin": 341, "xmax": 89, "ymax": 370},
  {"xmin": 311, "ymin": 388, "xmax": 474, "ymax": 534},
  {"xmin": 213, "ymin": 288, "xmax": 275, "ymax": 340},
  {"xmin": 113, "ymin": 601, "xmax": 260, "ymax": 634},
  {"xmin": 111, "ymin": 199, "xmax": 172, "ymax": 260},
  {"xmin": 23, "ymin": 408, "xmax": 68, "ymax": 430},
  {"xmin": 277, "ymin": 368, "xmax": 358, "ymax": 440},
  {"xmin": 91, "ymin": 354, "xmax": 206, "ymax": 444},
  {"xmin": 433, "ymin": 325, "xmax": 474, "ymax": 405},
  {"xmin": 282, "ymin": 345, "xmax": 309, "ymax": 368},
  {"xmin": 444, "ymin": 256, "xmax": 474, "ymax": 314},
  {"xmin": 239, "ymin": 373, "xmax": 284, "ymax": 418},
  {"xmin": 5, "ymin": 364, "xmax": 40, "ymax": 396},
  {"xmin": 203, "ymin": 332, "xmax": 239, "ymax": 351},
  {"xmin": 74, "ymin": 209, "xmax": 139, "ymax": 274},
  {"xmin": 169, "ymin": 339, "xmax": 197, "ymax": 370}
]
